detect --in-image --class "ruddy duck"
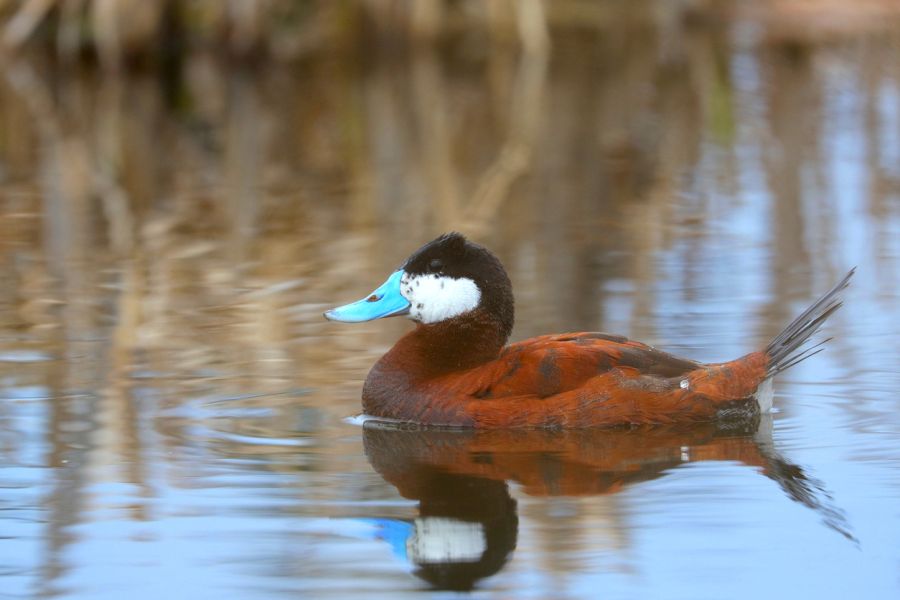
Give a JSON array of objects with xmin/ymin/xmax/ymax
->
[{"xmin": 325, "ymin": 233, "xmax": 853, "ymax": 428}]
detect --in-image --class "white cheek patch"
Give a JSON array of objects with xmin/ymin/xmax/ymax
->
[{"xmin": 400, "ymin": 272, "xmax": 481, "ymax": 324}]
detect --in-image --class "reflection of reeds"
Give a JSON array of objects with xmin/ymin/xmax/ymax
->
[
  {"xmin": 0, "ymin": 6, "xmax": 898, "ymax": 592},
  {"xmin": 0, "ymin": 4, "xmax": 896, "ymax": 403}
]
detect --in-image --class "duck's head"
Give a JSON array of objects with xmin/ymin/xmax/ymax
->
[{"xmin": 325, "ymin": 233, "xmax": 514, "ymax": 342}]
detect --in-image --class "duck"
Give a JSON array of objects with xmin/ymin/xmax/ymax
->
[{"xmin": 324, "ymin": 232, "xmax": 853, "ymax": 429}]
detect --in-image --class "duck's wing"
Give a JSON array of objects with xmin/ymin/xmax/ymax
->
[
  {"xmin": 460, "ymin": 332, "xmax": 702, "ymax": 400},
  {"xmin": 546, "ymin": 332, "xmax": 702, "ymax": 377}
]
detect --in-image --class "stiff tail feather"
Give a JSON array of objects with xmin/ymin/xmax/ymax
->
[{"xmin": 764, "ymin": 268, "xmax": 855, "ymax": 377}]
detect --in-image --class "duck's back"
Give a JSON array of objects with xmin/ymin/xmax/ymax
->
[{"xmin": 365, "ymin": 332, "xmax": 768, "ymax": 428}]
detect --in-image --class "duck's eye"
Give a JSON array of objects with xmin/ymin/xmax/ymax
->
[{"xmin": 428, "ymin": 258, "xmax": 444, "ymax": 273}]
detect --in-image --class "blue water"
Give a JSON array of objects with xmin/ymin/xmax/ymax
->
[{"xmin": 1, "ymin": 18, "xmax": 899, "ymax": 600}]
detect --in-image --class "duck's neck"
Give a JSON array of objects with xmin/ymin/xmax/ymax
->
[{"xmin": 381, "ymin": 309, "xmax": 508, "ymax": 380}]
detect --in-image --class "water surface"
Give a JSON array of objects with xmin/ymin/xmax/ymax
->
[{"xmin": 1, "ymin": 12, "xmax": 899, "ymax": 600}]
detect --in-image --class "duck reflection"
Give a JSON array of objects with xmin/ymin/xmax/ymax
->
[
  {"xmin": 359, "ymin": 415, "xmax": 852, "ymax": 591},
  {"xmin": 362, "ymin": 428, "xmax": 518, "ymax": 591}
]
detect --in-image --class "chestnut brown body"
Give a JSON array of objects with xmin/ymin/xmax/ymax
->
[{"xmin": 363, "ymin": 311, "xmax": 768, "ymax": 428}]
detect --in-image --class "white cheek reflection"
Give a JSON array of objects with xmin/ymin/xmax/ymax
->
[
  {"xmin": 407, "ymin": 517, "xmax": 487, "ymax": 563},
  {"xmin": 400, "ymin": 272, "xmax": 481, "ymax": 324}
]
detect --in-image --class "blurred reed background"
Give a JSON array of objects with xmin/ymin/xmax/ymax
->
[
  {"xmin": 0, "ymin": 1, "xmax": 899, "ymax": 596},
  {"xmin": 0, "ymin": 0, "xmax": 897, "ymax": 420},
  {"xmin": 0, "ymin": 0, "xmax": 899, "ymax": 415}
]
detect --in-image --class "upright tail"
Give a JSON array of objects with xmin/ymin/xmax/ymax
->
[{"xmin": 764, "ymin": 268, "xmax": 855, "ymax": 377}]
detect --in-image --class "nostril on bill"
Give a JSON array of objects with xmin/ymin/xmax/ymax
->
[{"xmin": 366, "ymin": 294, "xmax": 380, "ymax": 302}]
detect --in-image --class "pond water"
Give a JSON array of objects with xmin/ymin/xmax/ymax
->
[{"xmin": 1, "ymin": 13, "xmax": 900, "ymax": 600}]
